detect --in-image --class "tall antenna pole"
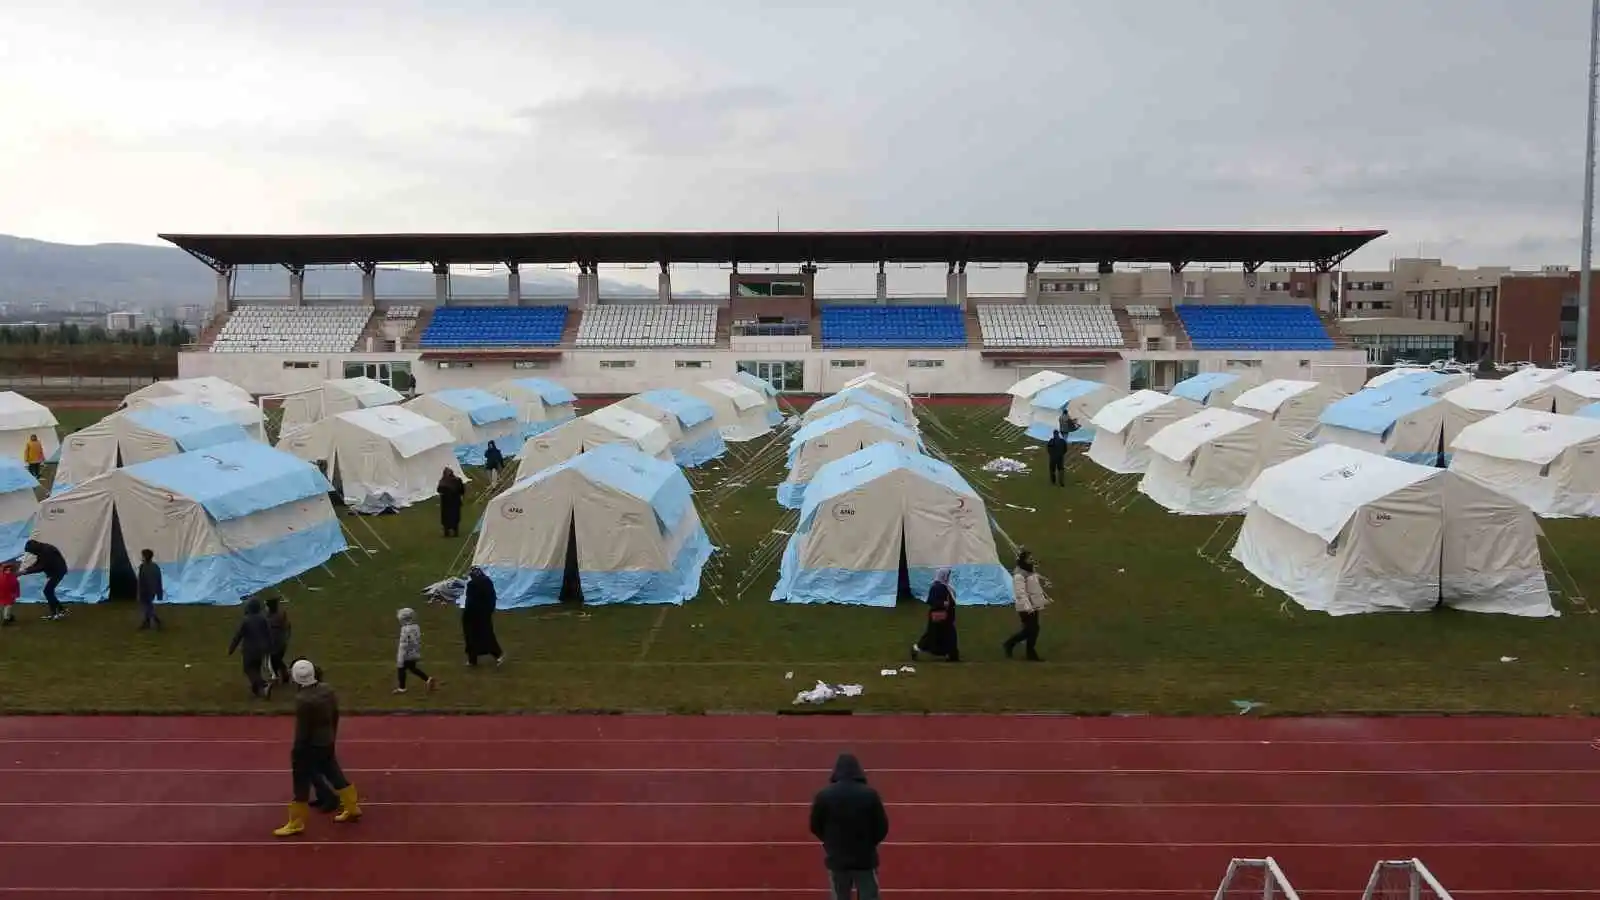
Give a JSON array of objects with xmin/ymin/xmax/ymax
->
[{"xmin": 1578, "ymin": 0, "xmax": 1598, "ymax": 370}]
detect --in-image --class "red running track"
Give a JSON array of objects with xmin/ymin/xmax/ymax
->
[{"xmin": 0, "ymin": 715, "xmax": 1595, "ymax": 898}]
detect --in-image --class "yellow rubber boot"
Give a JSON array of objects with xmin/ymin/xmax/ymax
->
[
  {"xmin": 333, "ymin": 785, "xmax": 362, "ymax": 823},
  {"xmin": 273, "ymin": 802, "xmax": 309, "ymax": 837}
]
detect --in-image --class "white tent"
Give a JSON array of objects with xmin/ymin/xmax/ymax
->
[
  {"xmin": 690, "ymin": 379, "xmax": 775, "ymax": 442},
  {"xmin": 277, "ymin": 377, "xmax": 404, "ymax": 435},
  {"xmin": 277, "ymin": 405, "xmax": 464, "ymax": 509},
  {"xmin": 123, "ymin": 376, "xmax": 253, "ymax": 407},
  {"xmin": 1231, "ymin": 379, "xmax": 1347, "ymax": 436},
  {"xmin": 0, "ymin": 458, "xmax": 39, "ymax": 560},
  {"xmin": 515, "ymin": 406, "xmax": 673, "ymax": 481},
  {"xmin": 1316, "ymin": 390, "xmax": 1474, "ymax": 466},
  {"xmin": 134, "ymin": 393, "xmax": 267, "ymax": 442},
  {"xmin": 1087, "ymin": 390, "xmax": 1202, "ymax": 474},
  {"xmin": 473, "ymin": 444, "xmax": 712, "ymax": 607},
  {"xmin": 28, "ymin": 441, "xmax": 346, "ymax": 606},
  {"xmin": 1442, "ymin": 377, "xmax": 1559, "ymax": 438},
  {"xmin": 1448, "ymin": 408, "xmax": 1600, "ymax": 518},
  {"xmin": 843, "ymin": 371, "xmax": 909, "ymax": 394},
  {"xmin": 613, "ymin": 390, "xmax": 727, "ymax": 466},
  {"xmin": 731, "ymin": 370, "xmax": 786, "ymax": 427},
  {"xmin": 1504, "ymin": 366, "xmax": 1570, "ymax": 386},
  {"xmin": 835, "ymin": 375, "xmax": 916, "ymax": 422},
  {"xmin": 771, "ymin": 442, "xmax": 1013, "ymax": 607},
  {"xmin": 1365, "ymin": 369, "xmax": 1471, "ymax": 396},
  {"xmin": 0, "ymin": 392, "xmax": 58, "ymax": 465},
  {"xmin": 1170, "ymin": 371, "xmax": 1262, "ymax": 408},
  {"xmin": 1138, "ymin": 408, "xmax": 1314, "ymax": 515},
  {"xmin": 404, "ymin": 389, "xmax": 522, "ymax": 467},
  {"xmin": 54, "ymin": 405, "xmax": 251, "ymax": 491},
  {"xmin": 1547, "ymin": 371, "xmax": 1600, "ymax": 415},
  {"xmin": 1004, "ymin": 371, "xmax": 1069, "ymax": 427},
  {"xmin": 1026, "ymin": 377, "xmax": 1126, "ymax": 442},
  {"xmin": 489, "ymin": 378, "xmax": 578, "ymax": 438},
  {"xmin": 779, "ymin": 405, "xmax": 922, "ymax": 508},
  {"xmin": 801, "ymin": 386, "xmax": 914, "ymax": 428},
  {"xmin": 1231, "ymin": 444, "xmax": 1554, "ymax": 617}
]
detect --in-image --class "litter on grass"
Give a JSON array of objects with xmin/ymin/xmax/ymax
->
[
  {"xmin": 981, "ymin": 457, "xmax": 1029, "ymax": 474},
  {"xmin": 793, "ymin": 681, "xmax": 864, "ymax": 705},
  {"xmin": 1500, "ymin": 656, "xmax": 1518, "ymax": 663}
]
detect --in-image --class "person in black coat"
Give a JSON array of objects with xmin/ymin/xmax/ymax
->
[
  {"xmin": 809, "ymin": 753, "xmax": 889, "ymax": 900},
  {"xmin": 910, "ymin": 568, "xmax": 959, "ymax": 663},
  {"xmin": 265, "ymin": 596, "xmax": 291, "ymax": 684},
  {"xmin": 136, "ymin": 549, "xmax": 163, "ymax": 630},
  {"xmin": 437, "ymin": 468, "xmax": 466, "ymax": 538},
  {"xmin": 227, "ymin": 598, "xmax": 273, "ymax": 698},
  {"xmin": 22, "ymin": 539, "xmax": 68, "ymax": 621},
  {"xmin": 461, "ymin": 566, "xmax": 504, "ymax": 667},
  {"xmin": 483, "ymin": 441, "xmax": 505, "ymax": 480},
  {"xmin": 1046, "ymin": 430, "xmax": 1069, "ymax": 486}
]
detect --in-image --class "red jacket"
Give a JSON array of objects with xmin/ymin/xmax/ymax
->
[{"xmin": 0, "ymin": 570, "xmax": 18, "ymax": 607}]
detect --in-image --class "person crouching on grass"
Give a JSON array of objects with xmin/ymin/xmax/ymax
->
[
  {"xmin": 394, "ymin": 607, "xmax": 436, "ymax": 694},
  {"xmin": 274, "ymin": 658, "xmax": 362, "ymax": 837}
]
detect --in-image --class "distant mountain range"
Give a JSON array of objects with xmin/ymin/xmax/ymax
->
[{"xmin": 0, "ymin": 234, "xmax": 691, "ymax": 311}]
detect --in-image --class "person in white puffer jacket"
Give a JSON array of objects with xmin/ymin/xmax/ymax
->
[{"xmin": 1003, "ymin": 548, "xmax": 1051, "ymax": 662}]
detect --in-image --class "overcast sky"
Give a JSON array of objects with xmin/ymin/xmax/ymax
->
[{"xmin": 1, "ymin": 0, "xmax": 1593, "ymax": 292}]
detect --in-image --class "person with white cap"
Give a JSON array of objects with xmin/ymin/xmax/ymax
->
[{"xmin": 274, "ymin": 658, "xmax": 362, "ymax": 837}]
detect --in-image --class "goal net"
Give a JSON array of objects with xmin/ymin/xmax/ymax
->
[
  {"xmin": 1212, "ymin": 857, "xmax": 1302, "ymax": 900},
  {"xmin": 1361, "ymin": 859, "xmax": 1454, "ymax": 900}
]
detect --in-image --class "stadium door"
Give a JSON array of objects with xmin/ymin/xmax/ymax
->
[{"xmin": 738, "ymin": 360, "xmax": 803, "ymax": 393}]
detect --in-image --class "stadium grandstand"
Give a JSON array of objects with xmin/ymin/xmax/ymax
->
[{"xmin": 161, "ymin": 229, "xmax": 1379, "ymax": 397}]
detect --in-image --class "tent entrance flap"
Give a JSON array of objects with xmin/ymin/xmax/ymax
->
[
  {"xmin": 896, "ymin": 529, "xmax": 915, "ymax": 604},
  {"xmin": 107, "ymin": 505, "xmax": 137, "ymax": 601},
  {"xmin": 560, "ymin": 509, "xmax": 584, "ymax": 605}
]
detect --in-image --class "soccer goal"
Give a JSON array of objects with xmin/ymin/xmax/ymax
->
[
  {"xmin": 1212, "ymin": 857, "xmax": 1302, "ymax": 900},
  {"xmin": 1360, "ymin": 859, "xmax": 1454, "ymax": 900}
]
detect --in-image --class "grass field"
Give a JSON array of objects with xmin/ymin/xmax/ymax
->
[{"xmin": 2, "ymin": 400, "xmax": 1598, "ymax": 716}]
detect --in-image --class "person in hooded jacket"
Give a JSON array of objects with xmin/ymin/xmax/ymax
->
[
  {"xmin": 1045, "ymin": 429, "xmax": 1069, "ymax": 486},
  {"xmin": 273, "ymin": 658, "xmax": 361, "ymax": 837},
  {"xmin": 1004, "ymin": 548, "xmax": 1051, "ymax": 662},
  {"xmin": 810, "ymin": 753, "xmax": 889, "ymax": 900},
  {"xmin": 22, "ymin": 539, "xmax": 68, "ymax": 620},
  {"xmin": 461, "ymin": 567, "xmax": 504, "ymax": 667},
  {"xmin": 227, "ymin": 598, "xmax": 274, "ymax": 698},
  {"xmin": 437, "ymin": 468, "xmax": 466, "ymax": 538},
  {"xmin": 910, "ymin": 568, "xmax": 959, "ymax": 663},
  {"xmin": 482, "ymin": 441, "xmax": 505, "ymax": 480}
]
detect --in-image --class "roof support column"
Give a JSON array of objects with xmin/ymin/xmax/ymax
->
[
  {"xmin": 658, "ymin": 262, "xmax": 672, "ymax": 304},
  {"xmin": 432, "ymin": 262, "xmax": 449, "ymax": 305},
  {"xmin": 286, "ymin": 264, "xmax": 305, "ymax": 307},
  {"xmin": 956, "ymin": 261, "xmax": 968, "ymax": 307},
  {"xmin": 215, "ymin": 266, "xmax": 234, "ymax": 317},
  {"xmin": 585, "ymin": 263, "xmax": 600, "ymax": 307},
  {"xmin": 1025, "ymin": 261, "xmax": 1040, "ymax": 305},
  {"xmin": 1097, "ymin": 262, "xmax": 1114, "ymax": 306},
  {"xmin": 946, "ymin": 262, "xmax": 959, "ymax": 306},
  {"xmin": 1241, "ymin": 261, "xmax": 1262, "ymax": 306},
  {"xmin": 357, "ymin": 262, "xmax": 377, "ymax": 306},
  {"xmin": 507, "ymin": 262, "xmax": 522, "ymax": 306},
  {"xmin": 1169, "ymin": 261, "xmax": 1187, "ymax": 309},
  {"xmin": 1314, "ymin": 269, "xmax": 1335, "ymax": 316},
  {"xmin": 875, "ymin": 261, "xmax": 887, "ymax": 304}
]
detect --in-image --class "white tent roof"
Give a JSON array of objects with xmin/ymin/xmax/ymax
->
[
  {"xmin": 1366, "ymin": 367, "xmax": 1427, "ymax": 389},
  {"xmin": 1553, "ymin": 371, "xmax": 1600, "ymax": 402},
  {"xmin": 585, "ymin": 405, "xmax": 672, "ymax": 454},
  {"xmin": 339, "ymin": 406, "xmax": 456, "ymax": 458},
  {"xmin": 1505, "ymin": 366, "xmax": 1569, "ymax": 386},
  {"xmin": 1233, "ymin": 379, "xmax": 1321, "ymax": 415},
  {"xmin": 1006, "ymin": 370, "xmax": 1068, "ymax": 399},
  {"xmin": 142, "ymin": 393, "xmax": 264, "ymax": 431},
  {"xmin": 325, "ymin": 376, "xmax": 404, "ymax": 408},
  {"xmin": 1091, "ymin": 390, "xmax": 1185, "ymax": 435},
  {"xmin": 1451, "ymin": 408, "xmax": 1600, "ymax": 465},
  {"xmin": 1443, "ymin": 377, "xmax": 1550, "ymax": 413},
  {"xmin": 0, "ymin": 392, "xmax": 57, "ymax": 431},
  {"xmin": 126, "ymin": 376, "xmax": 252, "ymax": 405},
  {"xmin": 696, "ymin": 378, "xmax": 766, "ymax": 410},
  {"xmin": 1145, "ymin": 407, "xmax": 1262, "ymax": 462},
  {"xmin": 1246, "ymin": 443, "xmax": 1436, "ymax": 542},
  {"xmin": 843, "ymin": 372, "xmax": 909, "ymax": 395}
]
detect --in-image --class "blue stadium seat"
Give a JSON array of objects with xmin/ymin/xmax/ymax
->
[
  {"xmin": 418, "ymin": 307, "xmax": 569, "ymax": 348},
  {"xmin": 1174, "ymin": 305, "xmax": 1334, "ymax": 351},
  {"xmin": 819, "ymin": 306, "xmax": 967, "ymax": 348}
]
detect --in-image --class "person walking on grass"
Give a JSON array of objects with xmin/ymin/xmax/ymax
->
[
  {"xmin": 394, "ymin": 607, "xmax": 436, "ymax": 694},
  {"xmin": 462, "ymin": 566, "xmax": 504, "ymax": 667},
  {"xmin": 483, "ymin": 440, "xmax": 505, "ymax": 483},
  {"xmin": 910, "ymin": 568, "xmax": 959, "ymax": 663},
  {"xmin": 274, "ymin": 658, "xmax": 362, "ymax": 837},
  {"xmin": 22, "ymin": 539, "xmax": 67, "ymax": 621},
  {"xmin": 1003, "ymin": 548, "xmax": 1052, "ymax": 662},
  {"xmin": 0, "ymin": 560, "xmax": 17, "ymax": 627},
  {"xmin": 1045, "ymin": 429, "xmax": 1068, "ymax": 486},
  {"xmin": 227, "ymin": 598, "xmax": 273, "ymax": 699},
  {"xmin": 437, "ymin": 468, "xmax": 466, "ymax": 538},
  {"xmin": 22, "ymin": 434, "xmax": 44, "ymax": 479},
  {"xmin": 810, "ymin": 752, "xmax": 889, "ymax": 900},
  {"xmin": 266, "ymin": 596, "xmax": 291, "ymax": 684},
  {"xmin": 136, "ymin": 549, "xmax": 163, "ymax": 631}
]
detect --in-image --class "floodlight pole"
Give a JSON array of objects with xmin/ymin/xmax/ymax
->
[{"xmin": 1579, "ymin": 0, "xmax": 1599, "ymax": 370}]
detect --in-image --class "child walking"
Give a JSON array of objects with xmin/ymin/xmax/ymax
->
[{"xmin": 394, "ymin": 608, "xmax": 435, "ymax": 694}]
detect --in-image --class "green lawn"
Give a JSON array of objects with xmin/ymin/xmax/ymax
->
[{"xmin": 3, "ymin": 402, "xmax": 1597, "ymax": 715}]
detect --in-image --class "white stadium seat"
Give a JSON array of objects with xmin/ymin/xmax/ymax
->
[
  {"xmin": 209, "ymin": 305, "xmax": 373, "ymax": 353},
  {"xmin": 574, "ymin": 304, "xmax": 717, "ymax": 348},
  {"xmin": 976, "ymin": 304, "xmax": 1125, "ymax": 348}
]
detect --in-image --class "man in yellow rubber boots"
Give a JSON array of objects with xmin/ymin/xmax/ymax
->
[{"xmin": 274, "ymin": 658, "xmax": 362, "ymax": 837}]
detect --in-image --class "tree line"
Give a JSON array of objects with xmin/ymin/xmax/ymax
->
[{"xmin": 0, "ymin": 322, "xmax": 192, "ymax": 347}]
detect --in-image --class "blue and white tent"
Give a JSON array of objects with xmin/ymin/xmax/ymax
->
[
  {"xmin": 1026, "ymin": 378, "xmax": 1124, "ymax": 442},
  {"xmin": 690, "ymin": 378, "xmax": 776, "ymax": 442},
  {"xmin": 53, "ymin": 405, "xmax": 251, "ymax": 492},
  {"xmin": 1170, "ymin": 371, "xmax": 1259, "ymax": 408},
  {"xmin": 0, "ymin": 458, "xmax": 39, "ymax": 560},
  {"xmin": 732, "ymin": 370, "xmax": 786, "ymax": 426},
  {"xmin": 1316, "ymin": 389, "xmax": 1468, "ymax": 466},
  {"xmin": 779, "ymin": 406, "xmax": 922, "ymax": 508},
  {"xmin": 473, "ymin": 443, "xmax": 713, "ymax": 607},
  {"xmin": 801, "ymin": 386, "xmax": 910, "ymax": 427},
  {"xmin": 405, "ymin": 389, "xmax": 522, "ymax": 467},
  {"xmin": 490, "ymin": 378, "xmax": 579, "ymax": 439},
  {"xmin": 1578, "ymin": 401, "xmax": 1600, "ymax": 421},
  {"xmin": 27, "ymin": 441, "xmax": 345, "ymax": 605},
  {"xmin": 1364, "ymin": 369, "xmax": 1470, "ymax": 398},
  {"xmin": 616, "ymin": 390, "xmax": 727, "ymax": 467},
  {"xmin": 771, "ymin": 443, "xmax": 1012, "ymax": 608}
]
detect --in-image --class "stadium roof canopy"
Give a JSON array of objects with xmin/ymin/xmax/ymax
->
[{"xmin": 159, "ymin": 229, "xmax": 1385, "ymax": 270}]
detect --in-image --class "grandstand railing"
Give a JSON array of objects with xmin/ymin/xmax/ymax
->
[
  {"xmin": 731, "ymin": 321, "xmax": 810, "ymax": 337},
  {"xmin": 1212, "ymin": 857, "xmax": 1301, "ymax": 900},
  {"xmin": 1360, "ymin": 859, "xmax": 1453, "ymax": 900}
]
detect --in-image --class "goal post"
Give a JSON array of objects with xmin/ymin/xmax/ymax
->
[
  {"xmin": 1361, "ymin": 859, "xmax": 1454, "ymax": 900},
  {"xmin": 1212, "ymin": 857, "xmax": 1302, "ymax": 900}
]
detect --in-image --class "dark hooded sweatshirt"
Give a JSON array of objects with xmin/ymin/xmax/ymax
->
[
  {"xmin": 809, "ymin": 753, "xmax": 889, "ymax": 872},
  {"xmin": 1046, "ymin": 433, "xmax": 1068, "ymax": 464},
  {"xmin": 22, "ymin": 540, "xmax": 66, "ymax": 578},
  {"xmin": 228, "ymin": 599, "xmax": 272, "ymax": 660}
]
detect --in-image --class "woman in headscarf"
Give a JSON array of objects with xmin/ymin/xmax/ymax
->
[
  {"xmin": 910, "ymin": 567, "xmax": 959, "ymax": 663},
  {"xmin": 437, "ymin": 468, "xmax": 465, "ymax": 538},
  {"xmin": 1004, "ymin": 548, "xmax": 1051, "ymax": 662},
  {"xmin": 461, "ymin": 566, "xmax": 504, "ymax": 667}
]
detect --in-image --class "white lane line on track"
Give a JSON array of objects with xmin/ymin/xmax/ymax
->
[
  {"xmin": 0, "ymin": 767, "xmax": 1592, "ymax": 775},
  {"xmin": 3, "ymin": 840, "xmax": 1598, "ymax": 848},
  {"xmin": 0, "ymin": 737, "xmax": 1592, "ymax": 746},
  {"xmin": 3, "ymin": 800, "xmax": 1595, "ymax": 809},
  {"xmin": 0, "ymin": 892, "xmax": 1593, "ymax": 897}
]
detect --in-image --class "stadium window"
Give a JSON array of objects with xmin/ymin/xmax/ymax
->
[
  {"xmin": 599, "ymin": 360, "xmax": 635, "ymax": 369},
  {"xmin": 436, "ymin": 361, "xmax": 473, "ymax": 369},
  {"xmin": 675, "ymin": 360, "xmax": 709, "ymax": 369},
  {"xmin": 907, "ymin": 359, "xmax": 944, "ymax": 368},
  {"xmin": 1224, "ymin": 359, "xmax": 1262, "ymax": 368},
  {"xmin": 512, "ymin": 360, "xmax": 549, "ymax": 370},
  {"xmin": 830, "ymin": 359, "xmax": 866, "ymax": 368},
  {"xmin": 1298, "ymin": 359, "xmax": 1311, "ymax": 368},
  {"xmin": 281, "ymin": 361, "xmax": 318, "ymax": 369}
]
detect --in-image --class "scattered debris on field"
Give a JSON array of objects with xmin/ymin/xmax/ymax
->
[
  {"xmin": 794, "ymin": 681, "xmax": 864, "ymax": 705},
  {"xmin": 1231, "ymin": 699, "xmax": 1266, "ymax": 715},
  {"xmin": 981, "ymin": 457, "xmax": 1029, "ymax": 475},
  {"xmin": 1500, "ymin": 656, "xmax": 1518, "ymax": 663}
]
